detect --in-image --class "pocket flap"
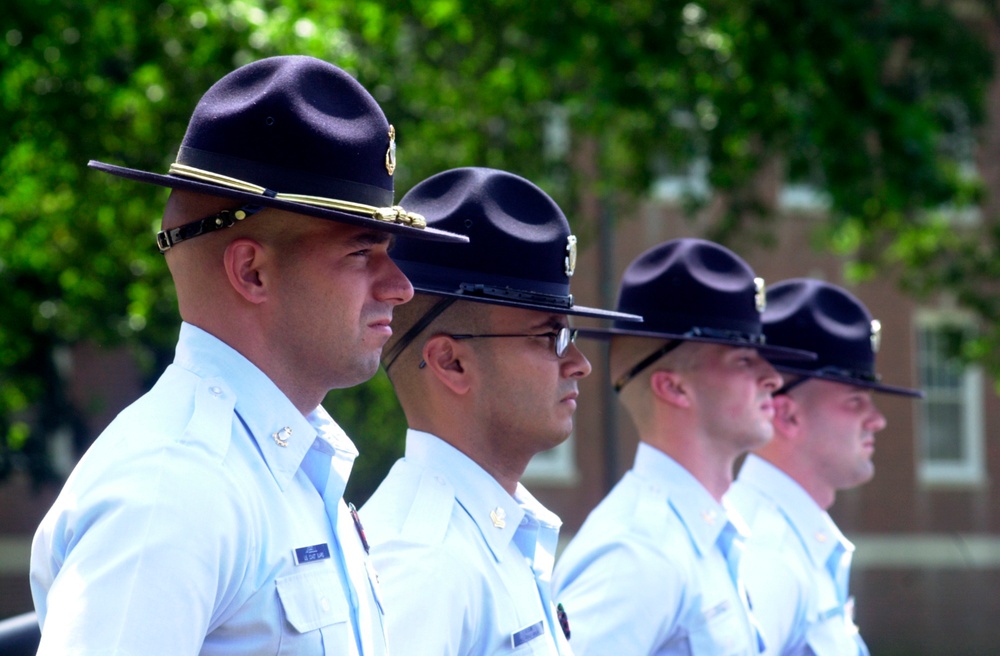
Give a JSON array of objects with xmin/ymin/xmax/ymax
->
[{"xmin": 276, "ymin": 569, "xmax": 348, "ymax": 633}]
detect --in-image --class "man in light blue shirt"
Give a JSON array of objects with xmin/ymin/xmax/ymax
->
[
  {"xmin": 727, "ymin": 279, "xmax": 923, "ymax": 655},
  {"xmin": 553, "ymin": 239, "xmax": 814, "ymax": 655},
  {"xmin": 361, "ymin": 167, "xmax": 641, "ymax": 655},
  {"xmin": 29, "ymin": 56, "xmax": 465, "ymax": 655}
]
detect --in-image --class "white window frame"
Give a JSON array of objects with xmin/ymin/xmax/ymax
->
[{"xmin": 915, "ymin": 311, "xmax": 986, "ymax": 487}]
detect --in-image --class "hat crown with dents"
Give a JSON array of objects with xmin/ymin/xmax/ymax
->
[
  {"xmin": 615, "ymin": 238, "xmax": 764, "ymax": 337},
  {"xmin": 89, "ymin": 55, "xmax": 465, "ymax": 245},
  {"xmin": 585, "ymin": 238, "xmax": 813, "ymax": 361},
  {"xmin": 389, "ymin": 167, "xmax": 641, "ymax": 322},
  {"xmin": 764, "ymin": 278, "xmax": 923, "ymax": 397},
  {"xmin": 175, "ymin": 55, "xmax": 394, "ymax": 205}
]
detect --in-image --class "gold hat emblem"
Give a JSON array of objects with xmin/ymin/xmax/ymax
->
[
  {"xmin": 385, "ymin": 125, "xmax": 396, "ymax": 176},
  {"xmin": 754, "ymin": 277, "xmax": 767, "ymax": 313},
  {"xmin": 490, "ymin": 507, "xmax": 506, "ymax": 529},
  {"xmin": 870, "ymin": 319, "xmax": 882, "ymax": 353},
  {"xmin": 272, "ymin": 426, "xmax": 292, "ymax": 448},
  {"xmin": 565, "ymin": 235, "xmax": 578, "ymax": 277}
]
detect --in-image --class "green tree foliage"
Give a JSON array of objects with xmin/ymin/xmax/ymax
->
[{"xmin": 0, "ymin": 0, "xmax": 993, "ymax": 498}]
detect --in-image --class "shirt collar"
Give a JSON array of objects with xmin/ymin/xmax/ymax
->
[
  {"xmin": 632, "ymin": 442, "xmax": 736, "ymax": 558},
  {"xmin": 404, "ymin": 429, "xmax": 525, "ymax": 562},
  {"xmin": 737, "ymin": 454, "xmax": 852, "ymax": 566},
  {"xmin": 173, "ymin": 322, "xmax": 358, "ymax": 492},
  {"xmin": 512, "ymin": 484, "xmax": 562, "ymax": 576}
]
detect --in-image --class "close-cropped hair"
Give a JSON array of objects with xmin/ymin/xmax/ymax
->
[{"xmin": 382, "ymin": 296, "xmax": 489, "ymax": 382}]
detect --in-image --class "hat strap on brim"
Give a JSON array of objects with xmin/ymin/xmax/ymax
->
[
  {"xmin": 613, "ymin": 339, "xmax": 683, "ymax": 393},
  {"xmin": 456, "ymin": 282, "xmax": 575, "ymax": 309},
  {"xmin": 774, "ymin": 375, "xmax": 810, "ymax": 396},
  {"xmin": 168, "ymin": 163, "xmax": 427, "ymax": 228},
  {"xmin": 156, "ymin": 204, "xmax": 265, "ymax": 253},
  {"xmin": 774, "ymin": 365, "xmax": 882, "ymax": 396}
]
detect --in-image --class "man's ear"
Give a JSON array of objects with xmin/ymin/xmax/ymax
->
[
  {"xmin": 223, "ymin": 238, "xmax": 268, "ymax": 304},
  {"xmin": 771, "ymin": 394, "xmax": 802, "ymax": 441},
  {"xmin": 422, "ymin": 335, "xmax": 472, "ymax": 395},
  {"xmin": 649, "ymin": 369, "xmax": 691, "ymax": 409}
]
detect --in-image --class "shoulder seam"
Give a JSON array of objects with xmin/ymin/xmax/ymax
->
[{"xmin": 399, "ymin": 468, "xmax": 456, "ymax": 545}]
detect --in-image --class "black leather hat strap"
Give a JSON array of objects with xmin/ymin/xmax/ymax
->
[
  {"xmin": 382, "ymin": 297, "xmax": 457, "ymax": 373},
  {"xmin": 156, "ymin": 204, "xmax": 265, "ymax": 253},
  {"xmin": 774, "ymin": 375, "xmax": 809, "ymax": 396},
  {"xmin": 613, "ymin": 339, "xmax": 683, "ymax": 393}
]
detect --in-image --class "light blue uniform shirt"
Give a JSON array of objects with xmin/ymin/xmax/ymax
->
[
  {"xmin": 553, "ymin": 443, "xmax": 762, "ymax": 656},
  {"xmin": 30, "ymin": 323, "xmax": 388, "ymax": 656},
  {"xmin": 727, "ymin": 455, "xmax": 869, "ymax": 656},
  {"xmin": 361, "ymin": 429, "xmax": 572, "ymax": 655}
]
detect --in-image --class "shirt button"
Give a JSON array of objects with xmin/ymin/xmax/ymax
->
[
  {"xmin": 209, "ymin": 386, "xmax": 223, "ymax": 397},
  {"xmin": 320, "ymin": 597, "xmax": 330, "ymax": 612}
]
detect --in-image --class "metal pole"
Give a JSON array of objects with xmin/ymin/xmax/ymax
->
[{"xmin": 599, "ymin": 192, "xmax": 619, "ymax": 494}]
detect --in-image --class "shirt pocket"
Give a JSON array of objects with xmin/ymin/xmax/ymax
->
[
  {"xmin": 276, "ymin": 569, "xmax": 350, "ymax": 655},
  {"xmin": 687, "ymin": 598, "xmax": 754, "ymax": 656},
  {"xmin": 805, "ymin": 608, "xmax": 863, "ymax": 655}
]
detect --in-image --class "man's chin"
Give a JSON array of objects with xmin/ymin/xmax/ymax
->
[
  {"xmin": 329, "ymin": 355, "xmax": 382, "ymax": 390},
  {"xmin": 534, "ymin": 426, "xmax": 574, "ymax": 454},
  {"xmin": 741, "ymin": 425, "xmax": 774, "ymax": 451}
]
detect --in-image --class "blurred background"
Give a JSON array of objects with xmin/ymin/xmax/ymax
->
[{"xmin": 3, "ymin": 1, "xmax": 1000, "ymax": 653}]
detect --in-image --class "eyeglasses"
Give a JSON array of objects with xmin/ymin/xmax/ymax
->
[{"xmin": 448, "ymin": 326, "xmax": 579, "ymax": 358}]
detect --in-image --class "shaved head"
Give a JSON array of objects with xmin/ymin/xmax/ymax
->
[
  {"xmin": 610, "ymin": 336, "xmax": 704, "ymax": 431},
  {"xmin": 384, "ymin": 296, "xmax": 489, "ymax": 384}
]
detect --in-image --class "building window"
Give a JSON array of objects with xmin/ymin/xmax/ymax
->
[{"xmin": 915, "ymin": 313, "xmax": 985, "ymax": 487}]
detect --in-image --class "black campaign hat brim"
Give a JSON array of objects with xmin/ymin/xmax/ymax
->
[
  {"xmin": 412, "ymin": 285, "xmax": 644, "ymax": 322},
  {"xmin": 576, "ymin": 325, "xmax": 816, "ymax": 362},
  {"xmin": 89, "ymin": 160, "xmax": 469, "ymax": 244},
  {"xmin": 773, "ymin": 364, "xmax": 925, "ymax": 398}
]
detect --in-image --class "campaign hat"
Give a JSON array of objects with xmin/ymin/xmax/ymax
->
[
  {"xmin": 388, "ymin": 167, "xmax": 642, "ymax": 322},
  {"xmin": 763, "ymin": 278, "xmax": 923, "ymax": 397},
  {"xmin": 88, "ymin": 55, "xmax": 466, "ymax": 249},
  {"xmin": 584, "ymin": 238, "xmax": 813, "ymax": 360}
]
